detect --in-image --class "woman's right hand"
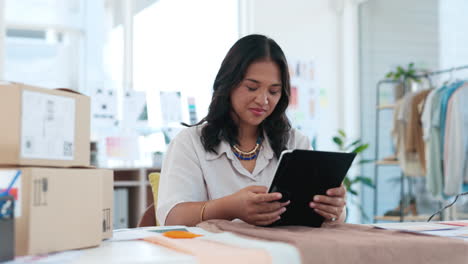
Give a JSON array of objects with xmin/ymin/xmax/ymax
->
[{"xmin": 229, "ymin": 185, "xmax": 289, "ymax": 226}]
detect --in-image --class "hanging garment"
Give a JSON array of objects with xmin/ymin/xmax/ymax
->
[
  {"xmin": 392, "ymin": 93, "xmax": 424, "ymax": 177},
  {"xmin": 425, "ymin": 87, "xmax": 447, "ymax": 197},
  {"xmin": 443, "ymin": 83, "xmax": 468, "ymax": 195},
  {"xmin": 421, "ymin": 88, "xmax": 439, "ymax": 141},
  {"xmin": 405, "ymin": 89, "xmax": 432, "ymax": 173},
  {"xmin": 439, "ymin": 81, "xmax": 465, "ymax": 151}
]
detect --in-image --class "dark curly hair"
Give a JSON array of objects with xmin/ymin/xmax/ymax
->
[{"xmin": 192, "ymin": 34, "xmax": 291, "ymax": 158}]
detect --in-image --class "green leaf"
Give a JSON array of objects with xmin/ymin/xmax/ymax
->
[
  {"xmin": 338, "ymin": 129, "xmax": 346, "ymax": 138},
  {"xmin": 386, "ymin": 72, "xmax": 393, "ymax": 79},
  {"xmin": 351, "ymin": 143, "xmax": 369, "ymax": 154},
  {"xmin": 348, "ymin": 189, "xmax": 358, "ymax": 196},
  {"xmin": 345, "ymin": 139, "xmax": 361, "ymax": 150},
  {"xmin": 353, "ymin": 176, "xmax": 374, "ymax": 188},
  {"xmin": 343, "ymin": 176, "xmax": 351, "ymax": 187},
  {"xmin": 359, "ymin": 159, "xmax": 374, "ymax": 164},
  {"xmin": 332, "ymin": 136, "xmax": 343, "ymax": 148},
  {"xmin": 409, "ymin": 62, "xmax": 414, "ymax": 68},
  {"xmin": 311, "ymin": 136, "xmax": 317, "ymax": 150}
]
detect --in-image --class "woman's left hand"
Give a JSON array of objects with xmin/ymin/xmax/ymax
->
[{"xmin": 309, "ymin": 184, "xmax": 346, "ymax": 223}]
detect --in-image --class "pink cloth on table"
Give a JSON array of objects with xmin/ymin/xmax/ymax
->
[
  {"xmin": 198, "ymin": 220, "xmax": 468, "ymax": 264},
  {"xmin": 144, "ymin": 234, "xmax": 271, "ymax": 264}
]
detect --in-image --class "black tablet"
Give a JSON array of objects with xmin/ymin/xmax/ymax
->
[{"xmin": 268, "ymin": 149, "xmax": 356, "ymax": 227}]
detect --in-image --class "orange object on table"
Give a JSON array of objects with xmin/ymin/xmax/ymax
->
[{"xmin": 163, "ymin": 231, "xmax": 203, "ymax": 239}]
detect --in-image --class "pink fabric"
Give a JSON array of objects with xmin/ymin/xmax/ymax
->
[
  {"xmin": 198, "ymin": 220, "xmax": 468, "ymax": 264},
  {"xmin": 144, "ymin": 234, "xmax": 271, "ymax": 264}
]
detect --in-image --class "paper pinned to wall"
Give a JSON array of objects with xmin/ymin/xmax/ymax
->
[
  {"xmin": 187, "ymin": 97, "xmax": 198, "ymax": 125},
  {"xmin": 160, "ymin": 91, "xmax": 182, "ymax": 125},
  {"xmin": 91, "ymin": 88, "xmax": 118, "ymax": 129},
  {"xmin": 21, "ymin": 91, "xmax": 75, "ymax": 160},
  {"xmin": 122, "ymin": 90, "xmax": 148, "ymax": 128},
  {"xmin": 287, "ymin": 59, "xmax": 319, "ymax": 139},
  {"xmin": 105, "ymin": 136, "xmax": 139, "ymax": 161}
]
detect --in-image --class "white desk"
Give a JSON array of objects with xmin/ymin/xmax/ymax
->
[
  {"xmin": 7, "ymin": 240, "xmax": 195, "ymax": 264},
  {"xmin": 68, "ymin": 240, "xmax": 196, "ymax": 264},
  {"xmin": 7, "ymin": 221, "xmax": 468, "ymax": 264},
  {"xmin": 8, "ymin": 227, "xmax": 202, "ymax": 264}
]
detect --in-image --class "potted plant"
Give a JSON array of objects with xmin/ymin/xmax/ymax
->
[
  {"xmin": 332, "ymin": 129, "xmax": 374, "ymax": 221},
  {"xmin": 385, "ymin": 62, "xmax": 422, "ymax": 100}
]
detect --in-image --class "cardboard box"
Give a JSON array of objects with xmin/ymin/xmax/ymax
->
[
  {"xmin": 101, "ymin": 169, "xmax": 114, "ymax": 239},
  {"xmin": 0, "ymin": 167, "xmax": 107, "ymax": 256},
  {"xmin": 0, "ymin": 82, "xmax": 90, "ymax": 167}
]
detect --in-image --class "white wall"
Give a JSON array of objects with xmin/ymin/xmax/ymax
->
[
  {"xmin": 241, "ymin": 0, "xmax": 358, "ymax": 151},
  {"xmin": 0, "ymin": 1, "xmax": 5, "ymax": 79},
  {"xmin": 439, "ymin": 0, "xmax": 468, "ymax": 71}
]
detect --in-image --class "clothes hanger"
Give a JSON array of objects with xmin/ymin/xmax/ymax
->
[
  {"xmin": 440, "ymin": 67, "xmax": 455, "ymax": 87},
  {"xmin": 423, "ymin": 73, "xmax": 433, "ymax": 88}
]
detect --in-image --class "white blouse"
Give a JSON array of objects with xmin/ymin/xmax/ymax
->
[{"xmin": 156, "ymin": 124, "xmax": 311, "ymax": 225}]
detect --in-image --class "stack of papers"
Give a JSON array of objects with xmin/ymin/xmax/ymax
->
[{"xmin": 373, "ymin": 221, "xmax": 468, "ymax": 241}]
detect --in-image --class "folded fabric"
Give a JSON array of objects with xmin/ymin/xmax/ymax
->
[
  {"xmin": 144, "ymin": 233, "xmax": 271, "ymax": 264},
  {"xmin": 199, "ymin": 232, "xmax": 301, "ymax": 264},
  {"xmin": 198, "ymin": 220, "xmax": 468, "ymax": 264}
]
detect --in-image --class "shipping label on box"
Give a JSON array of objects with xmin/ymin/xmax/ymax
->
[
  {"xmin": 0, "ymin": 170, "xmax": 21, "ymax": 218},
  {"xmin": 21, "ymin": 90, "xmax": 76, "ymax": 160},
  {"xmin": 0, "ymin": 82, "xmax": 90, "ymax": 167}
]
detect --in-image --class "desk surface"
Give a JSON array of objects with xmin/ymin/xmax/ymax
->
[{"xmin": 7, "ymin": 221, "xmax": 468, "ymax": 264}]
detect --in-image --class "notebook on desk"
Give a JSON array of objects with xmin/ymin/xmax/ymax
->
[{"xmin": 268, "ymin": 149, "xmax": 356, "ymax": 227}]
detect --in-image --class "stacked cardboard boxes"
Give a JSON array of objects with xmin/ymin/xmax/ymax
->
[{"xmin": 0, "ymin": 82, "xmax": 113, "ymax": 256}]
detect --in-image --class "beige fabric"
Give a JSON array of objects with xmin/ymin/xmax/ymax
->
[
  {"xmin": 156, "ymin": 125, "xmax": 311, "ymax": 225},
  {"xmin": 198, "ymin": 220, "xmax": 468, "ymax": 264},
  {"xmin": 144, "ymin": 234, "xmax": 271, "ymax": 264},
  {"xmin": 405, "ymin": 89, "xmax": 432, "ymax": 174},
  {"xmin": 392, "ymin": 96, "xmax": 424, "ymax": 177}
]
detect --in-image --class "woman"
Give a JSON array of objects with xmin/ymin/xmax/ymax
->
[{"xmin": 157, "ymin": 34, "xmax": 346, "ymax": 226}]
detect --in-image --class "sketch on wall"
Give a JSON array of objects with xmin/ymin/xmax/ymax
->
[{"xmin": 287, "ymin": 59, "xmax": 319, "ymax": 145}]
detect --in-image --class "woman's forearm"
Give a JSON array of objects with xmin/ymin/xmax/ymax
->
[{"xmin": 164, "ymin": 194, "xmax": 237, "ymax": 226}]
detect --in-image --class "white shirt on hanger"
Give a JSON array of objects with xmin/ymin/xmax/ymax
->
[
  {"xmin": 421, "ymin": 88, "xmax": 439, "ymax": 141},
  {"xmin": 443, "ymin": 83, "xmax": 468, "ymax": 195}
]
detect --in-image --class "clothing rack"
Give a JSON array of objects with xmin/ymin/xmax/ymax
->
[
  {"xmin": 416, "ymin": 64, "xmax": 468, "ymax": 87},
  {"xmin": 372, "ymin": 65, "xmax": 468, "ymax": 223},
  {"xmin": 416, "ymin": 64, "xmax": 468, "ymax": 78}
]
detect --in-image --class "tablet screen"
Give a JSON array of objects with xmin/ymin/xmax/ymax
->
[{"xmin": 268, "ymin": 149, "xmax": 356, "ymax": 227}]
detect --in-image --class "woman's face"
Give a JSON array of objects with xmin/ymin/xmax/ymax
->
[{"xmin": 230, "ymin": 59, "xmax": 282, "ymax": 129}]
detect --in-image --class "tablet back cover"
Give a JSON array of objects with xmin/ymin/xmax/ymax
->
[{"xmin": 268, "ymin": 150, "xmax": 356, "ymax": 227}]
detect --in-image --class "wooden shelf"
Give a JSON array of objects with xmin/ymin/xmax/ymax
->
[
  {"xmin": 107, "ymin": 167, "xmax": 161, "ymax": 171},
  {"xmin": 375, "ymin": 159, "xmax": 400, "ymax": 166},
  {"xmin": 114, "ymin": 181, "xmax": 140, "ymax": 187},
  {"xmin": 111, "ymin": 167, "xmax": 161, "ymax": 228},
  {"xmin": 377, "ymin": 104, "xmax": 395, "ymax": 110},
  {"xmin": 374, "ymin": 215, "xmax": 436, "ymax": 222}
]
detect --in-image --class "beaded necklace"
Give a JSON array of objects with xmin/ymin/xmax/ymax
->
[{"xmin": 231, "ymin": 137, "xmax": 263, "ymax": 161}]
